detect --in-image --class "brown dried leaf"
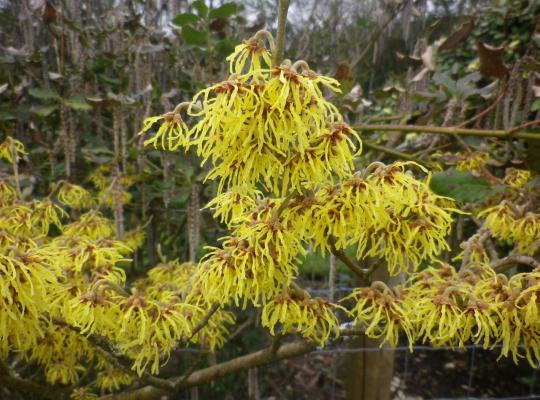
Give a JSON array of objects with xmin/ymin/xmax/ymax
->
[
  {"xmin": 412, "ymin": 67, "xmax": 431, "ymax": 82},
  {"xmin": 421, "ymin": 46, "xmax": 436, "ymax": 71},
  {"xmin": 333, "ymin": 60, "xmax": 353, "ymax": 81},
  {"xmin": 396, "ymin": 52, "xmax": 423, "ymax": 68},
  {"xmin": 476, "ymin": 42, "xmax": 509, "ymax": 79},
  {"xmin": 42, "ymin": 1, "xmax": 57, "ymax": 24},
  {"xmin": 439, "ymin": 20, "xmax": 475, "ymax": 52}
]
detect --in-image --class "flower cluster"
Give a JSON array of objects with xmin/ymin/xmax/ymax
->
[
  {"xmin": 140, "ymin": 33, "xmax": 360, "ymax": 198},
  {"xmin": 262, "ymin": 288, "xmax": 343, "ymax": 346},
  {"xmin": 0, "ymin": 137, "xmax": 235, "ymax": 392},
  {"xmin": 194, "ymin": 199, "xmax": 303, "ymax": 307},
  {"xmin": 344, "ymin": 262, "xmax": 540, "ymax": 367},
  {"xmin": 479, "ymin": 201, "xmax": 540, "ymax": 255},
  {"xmin": 342, "ymin": 282, "xmax": 413, "ymax": 346},
  {"xmin": 281, "ymin": 162, "xmax": 458, "ymax": 275}
]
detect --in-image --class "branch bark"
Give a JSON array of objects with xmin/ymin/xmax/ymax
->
[
  {"xmin": 0, "ymin": 360, "xmax": 66, "ymax": 400},
  {"xmin": 363, "ymin": 140, "xmax": 432, "ymax": 166},
  {"xmin": 354, "ymin": 124, "xmax": 540, "ymax": 141},
  {"xmin": 329, "ymin": 238, "xmax": 368, "ymax": 284},
  {"xmin": 98, "ymin": 340, "xmax": 317, "ymax": 400},
  {"xmin": 97, "ymin": 327, "xmax": 368, "ymax": 400},
  {"xmin": 491, "ymin": 255, "xmax": 540, "ymax": 273}
]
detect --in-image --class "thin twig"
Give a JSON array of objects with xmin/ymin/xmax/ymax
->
[
  {"xmin": 506, "ymin": 118, "xmax": 540, "ymax": 135},
  {"xmin": 174, "ymin": 350, "xmax": 208, "ymax": 389},
  {"xmin": 10, "ymin": 144, "xmax": 22, "ymax": 199},
  {"xmin": 184, "ymin": 303, "xmax": 220, "ymax": 343},
  {"xmin": 354, "ymin": 124, "xmax": 540, "ymax": 141},
  {"xmin": 363, "ymin": 140, "xmax": 431, "ymax": 166},
  {"xmin": 350, "ymin": 1, "xmax": 406, "ymax": 69},
  {"xmin": 491, "ymin": 255, "xmax": 540, "ymax": 273},
  {"xmin": 329, "ymin": 238, "xmax": 367, "ymax": 284},
  {"xmin": 228, "ymin": 316, "xmax": 254, "ymax": 341},
  {"xmin": 457, "ymin": 84, "xmax": 507, "ymax": 128}
]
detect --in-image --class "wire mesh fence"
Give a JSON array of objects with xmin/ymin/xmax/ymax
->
[{"xmin": 173, "ymin": 283, "xmax": 540, "ymax": 400}]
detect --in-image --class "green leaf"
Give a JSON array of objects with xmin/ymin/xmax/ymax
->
[
  {"xmin": 209, "ymin": 2, "xmax": 237, "ymax": 19},
  {"xmin": 172, "ymin": 13, "xmax": 199, "ymax": 26},
  {"xmin": 28, "ymin": 88, "xmax": 61, "ymax": 101},
  {"xmin": 432, "ymin": 72, "xmax": 458, "ymax": 97},
  {"xmin": 34, "ymin": 104, "xmax": 59, "ymax": 117},
  {"xmin": 430, "ymin": 169, "xmax": 505, "ymax": 203},
  {"xmin": 214, "ymin": 38, "xmax": 236, "ymax": 59},
  {"xmin": 98, "ymin": 74, "xmax": 122, "ymax": 86},
  {"xmin": 531, "ymin": 98, "xmax": 540, "ymax": 112},
  {"xmin": 182, "ymin": 26, "xmax": 207, "ymax": 46},
  {"xmin": 65, "ymin": 95, "xmax": 92, "ymax": 111},
  {"xmin": 192, "ymin": 0, "xmax": 208, "ymax": 17},
  {"xmin": 0, "ymin": 111, "xmax": 15, "ymax": 121}
]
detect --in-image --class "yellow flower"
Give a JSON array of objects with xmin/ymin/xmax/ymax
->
[
  {"xmin": 342, "ymin": 283, "xmax": 414, "ymax": 346},
  {"xmin": 45, "ymin": 360, "xmax": 86, "ymax": 385},
  {"xmin": 307, "ymin": 175, "xmax": 378, "ymax": 255},
  {"xmin": 477, "ymin": 201, "xmax": 516, "ymax": 242},
  {"xmin": 0, "ymin": 179, "xmax": 16, "ymax": 206},
  {"xmin": 63, "ymin": 211, "xmax": 116, "ymax": 240},
  {"xmin": 96, "ymin": 365, "xmax": 134, "ymax": 391},
  {"xmin": 0, "ymin": 250, "xmax": 58, "ymax": 353},
  {"xmin": 226, "ymin": 36, "xmax": 272, "ymax": 74},
  {"xmin": 139, "ymin": 112, "xmax": 189, "ymax": 151},
  {"xmin": 98, "ymin": 187, "xmax": 132, "ymax": 207},
  {"xmin": 70, "ymin": 388, "xmax": 98, "ymax": 400},
  {"xmin": 365, "ymin": 162, "xmax": 457, "ymax": 274},
  {"xmin": 204, "ymin": 185, "xmax": 262, "ymax": 226},
  {"xmin": 455, "ymin": 151, "xmax": 489, "ymax": 172},
  {"xmin": 503, "ymin": 168, "xmax": 531, "ymax": 188},
  {"xmin": 56, "ymin": 181, "xmax": 96, "ymax": 209},
  {"xmin": 0, "ymin": 136, "xmax": 27, "ymax": 163},
  {"xmin": 123, "ymin": 228, "xmax": 146, "ymax": 252},
  {"xmin": 281, "ymin": 123, "xmax": 361, "ymax": 195},
  {"xmin": 116, "ymin": 291, "xmax": 199, "ymax": 375},
  {"xmin": 513, "ymin": 213, "xmax": 540, "ymax": 255},
  {"xmin": 262, "ymin": 289, "xmax": 342, "ymax": 346}
]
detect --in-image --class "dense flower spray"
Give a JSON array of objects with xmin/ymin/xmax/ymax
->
[{"xmin": 2, "ymin": 25, "xmax": 539, "ymax": 399}]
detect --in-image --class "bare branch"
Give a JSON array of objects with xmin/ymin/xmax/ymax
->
[
  {"xmin": 0, "ymin": 360, "xmax": 65, "ymax": 400},
  {"xmin": 491, "ymin": 255, "xmax": 540, "ymax": 273},
  {"xmin": 96, "ymin": 327, "xmax": 368, "ymax": 400},
  {"xmin": 329, "ymin": 238, "xmax": 368, "ymax": 284},
  {"xmin": 354, "ymin": 124, "xmax": 540, "ymax": 141},
  {"xmin": 183, "ymin": 303, "xmax": 220, "ymax": 343}
]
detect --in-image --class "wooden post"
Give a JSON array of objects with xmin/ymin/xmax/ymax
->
[{"xmin": 341, "ymin": 263, "xmax": 396, "ymax": 400}]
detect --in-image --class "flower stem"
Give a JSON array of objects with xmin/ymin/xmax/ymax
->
[{"xmin": 272, "ymin": 0, "xmax": 290, "ymax": 66}]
